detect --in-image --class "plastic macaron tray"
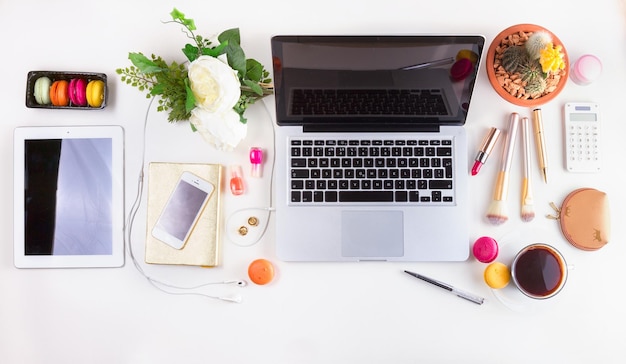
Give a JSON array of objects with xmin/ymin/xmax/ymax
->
[{"xmin": 26, "ymin": 71, "xmax": 107, "ymax": 109}]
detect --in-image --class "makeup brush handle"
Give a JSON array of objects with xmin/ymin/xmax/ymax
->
[
  {"xmin": 522, "ymin": 117, "xmax": 532, "ymax": 178},
  {"xmin": 500, "ymin": 113, "xmax": 520, "ymax": 172},
  {"xmin": 492, "ymin": 171, "xmax": 510, "ymax": 201},
  {"xmin": 532, "ymin": 108, "xmax": 548, "ymax": 180},
  {"xmin": 521, "ymin": 177, "xmax": 533, "ymax": 205}
]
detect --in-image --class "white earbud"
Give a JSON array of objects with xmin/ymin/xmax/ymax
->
[
  {"xmin": 218, "ymin": 295, "xmax": 242, "ymax": 303},
  {"xmin": 223, "ymin": 280, "xmax": 248, "ymax": 287}
]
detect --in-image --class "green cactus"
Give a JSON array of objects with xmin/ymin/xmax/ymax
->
[
  {"xmin": 525, "ymin": 31, "xmax": 552, "ymax": 60},
  {"xmin": 525, "ymin": 77, "xmax": 547, "ymax": 98},
  {"xmin": 518, "ymin": 58, "xmax": 546, "ymax": 83},
  {"xmin": 501, "ymin": 46, "xmax": 528, "ymax": 73}
]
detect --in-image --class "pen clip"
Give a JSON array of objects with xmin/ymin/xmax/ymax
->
[{"xmin": 454, "ymin": 290, "xmax": 485, "ymax": 305}]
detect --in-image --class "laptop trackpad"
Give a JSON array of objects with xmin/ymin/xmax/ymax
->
[{"xmin": 341, "ymin": 211, "xmax": 404, "ymax": 258}]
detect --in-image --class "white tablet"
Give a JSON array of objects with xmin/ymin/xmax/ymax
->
[{"xmin": 14, "ymin": 125, "xmax": 125, "ymax": 268}]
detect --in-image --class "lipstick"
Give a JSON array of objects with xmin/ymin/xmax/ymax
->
[{"xmin": 471, "ymin": 127, "xmax": 501, "ymax": 176}]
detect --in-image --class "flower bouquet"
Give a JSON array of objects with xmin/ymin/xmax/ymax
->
[{"xmin": 116, "ymin": 8, "xmax": 273, "ymax": 151}]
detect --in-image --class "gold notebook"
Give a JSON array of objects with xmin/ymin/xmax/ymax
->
[{"xmin": 145, "ymin": 162, "xmax": 222, "ymax": 267}]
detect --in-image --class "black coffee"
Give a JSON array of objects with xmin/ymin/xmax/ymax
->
[{"xmin": 513, "ymin": 247, "xmax": 564, "ymax": 297}]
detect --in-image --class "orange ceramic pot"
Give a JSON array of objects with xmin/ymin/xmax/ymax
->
[{"xmin": 485, "ymin": 24, "xmax": 568, "ymax": 107}]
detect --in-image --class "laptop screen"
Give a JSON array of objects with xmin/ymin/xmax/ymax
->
[{"xmin": 271, "ymin": 35, "xmax": 485, "ymax": 128}]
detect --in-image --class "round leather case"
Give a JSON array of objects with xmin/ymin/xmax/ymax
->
[{"xmin": 551, "ymin": 188, "xmax": 610, "ymax": 251}]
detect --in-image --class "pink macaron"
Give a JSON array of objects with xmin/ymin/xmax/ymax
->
[
  {"xmin": 472, "ymin": 236, "xmax": 499, "ymax": 263},
  {"xmin": 450, "ymin": 58, "xmax": 473, "ymax": 81},
  {"xmin": 69, "ymin": 78, "xmax": 88, "ymax": 106}
]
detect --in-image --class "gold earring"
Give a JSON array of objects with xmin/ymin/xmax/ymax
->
[
  {"xmin": 247, "ymin": 216, "xmax": 259, "ymax": 226},
  {"xmin": 238, "ymin": 226, "xmax": 248, "ymax": 236}
]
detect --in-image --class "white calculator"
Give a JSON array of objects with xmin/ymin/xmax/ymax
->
[{"xmin": 563, "ymin": 102, "xmax": 601, "ymax": 173}]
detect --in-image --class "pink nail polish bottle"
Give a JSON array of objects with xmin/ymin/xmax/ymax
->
[{"xmin": 249, "ymin": 147, "xmax": 263, "ymax": 178}]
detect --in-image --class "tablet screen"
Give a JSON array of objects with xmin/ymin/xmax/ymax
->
[{"xmin": 14, "ymin": 126, "xmax": 125, "ymax": 268}]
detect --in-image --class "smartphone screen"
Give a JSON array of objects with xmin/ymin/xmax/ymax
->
[{"xmin": 152, "ymin": 172, "xmax": 214, "ymax": 249}]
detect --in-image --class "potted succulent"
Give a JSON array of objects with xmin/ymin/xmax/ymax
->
[{"xmin": 486, "ymin": 24, "xmax": 568, "ymax": 107}]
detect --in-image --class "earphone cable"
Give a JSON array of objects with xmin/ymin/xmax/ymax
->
[
  {"xmin": 224, "ymin": 98, "xmax": 277, "ymax": 246},
  {"xmin": 262, "ymin": 97, "xmax": 276, "ymax": 211},
  {"xmin": 124, "ymin": 97, "xmax": 244, "ymax": 303}
]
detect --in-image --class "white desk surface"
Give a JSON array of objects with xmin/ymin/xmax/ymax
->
[{"xmin": 2, "ymin": 1, "xmax": 626, "ymax": 362}]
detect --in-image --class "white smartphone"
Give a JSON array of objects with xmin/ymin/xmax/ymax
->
[
  {"xmin": 563, "ymin": 102, "xmax": 601, "ymax": 173},
  {"xmin": 151, "ymin": 171, "xmax": 215, "ymax": 249}
]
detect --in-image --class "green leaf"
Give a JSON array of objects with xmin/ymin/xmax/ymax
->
[
  {"xmin": 128, "ymin": 53, "xmax": 163, "ymax": 74},
  {"xmin": 218, "ymin": 28, "xmax": 241, "ymax": 46},
  {"xmin": 150, "ymin": 83, "xmax": 164, "ymax": 95},
  {"xmin": 170, "ymin": 8, "xmax": 185, "ymax": 21},
  {"xmin": 182, "ymin": 18, "xmax": 196, "ymax": 31},
  {"xmin": 224, "ymin": 43, "xmax": 246, "ymax": 77},
  {"xmin": 243, "ymin": 79, "xmax": 263, "ymax": 96},
  {"xmin": 218, "ymin": 29, "xmax": 246, "ymax": 76},
  {"xmin": 184, "ymin": 79, "xmax": 196, "ymax": 112},
  {"xmin": 201, "ymin": 41, "xmax": 228, "ymax": 57},
  {"xmin": 245, "ymin": 59, "xmax": 263, "ymax": 82},
  {"xmin": 182, "ymin": 44, "xmax": 200, "ymax": 62}
]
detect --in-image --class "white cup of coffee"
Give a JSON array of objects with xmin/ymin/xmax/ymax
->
[{"xmin": 511, "ymin": 243, "xmax": 568, "ymax": 299}]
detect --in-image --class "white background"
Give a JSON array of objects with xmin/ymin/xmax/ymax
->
[{"xmin": 2, "ymin": 0, "xmax": 626, "ymax": 363}]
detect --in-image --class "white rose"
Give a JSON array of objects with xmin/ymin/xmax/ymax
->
[
  {"xmin": 190, "ymin": 107, "xmax": 247, "ymax": 151},
  {"xmin": 188, "ymin": 55, "xmax": 241, "ymax": 113}
]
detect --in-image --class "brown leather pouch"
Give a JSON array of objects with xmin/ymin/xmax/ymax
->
[{"xmin": 548, "ymin": 188, "xmax": 610, "ymax": 251}]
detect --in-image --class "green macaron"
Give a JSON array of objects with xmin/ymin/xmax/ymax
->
[{"xmin": 34, "ymin": 76, "xmax": 52, "ymax": 105}]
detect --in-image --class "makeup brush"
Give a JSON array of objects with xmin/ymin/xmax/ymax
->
[
  {"xmin": 486, "ymin": 112, "xmax": 519, "ymax": 225},
  {"xmin": 521, "ymin": 116, "xmax": 535, "ymax": 222}
]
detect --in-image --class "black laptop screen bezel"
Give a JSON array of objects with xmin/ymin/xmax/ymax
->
[{"xmin": 271, "ymin": 35, "xmax": 485, "ymax": 131}]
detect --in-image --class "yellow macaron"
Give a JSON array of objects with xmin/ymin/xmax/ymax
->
[
  {"xmin": 86, "ymin": 79, "xmax": 105, "ymax": 108},
  {"xmin": 484, "ymin": 262, "xmax": 510, "ymax": 289},
  {"xmin": 456, "ymin": 49, "xmax": 479, "ymax": 64}
]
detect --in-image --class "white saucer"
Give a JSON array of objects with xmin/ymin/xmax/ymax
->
[{"xmin": 225, "ymin": 207, "xmax": 273, "ymax": 247}]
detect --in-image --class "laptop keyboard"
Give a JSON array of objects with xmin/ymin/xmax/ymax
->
[
  {"xmin": 290, "ymin": 89, "xmax": 449, "ymax": 116},
  {"xmin": 289, "ymin": 138, "xmax": 455, "ymax": 205}
]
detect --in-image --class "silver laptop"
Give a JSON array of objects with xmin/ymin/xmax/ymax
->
[{"xmin": 271, "ymin": 35, "xmax": 485, "ymax": 262}]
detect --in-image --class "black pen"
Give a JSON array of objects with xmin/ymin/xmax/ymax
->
[{"xmin": 404, "ymin": 270, "xmax": 485, "ymax": 305}]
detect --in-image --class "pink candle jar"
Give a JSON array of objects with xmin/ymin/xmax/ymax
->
[{"xmin": 570, "ymin": 54, "xmax": 602, "ymax": 86}]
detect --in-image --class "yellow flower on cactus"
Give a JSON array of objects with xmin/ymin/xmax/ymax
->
[{"xmin": 539, "ymin": 43, "xmax": 565, "ymax": 73}]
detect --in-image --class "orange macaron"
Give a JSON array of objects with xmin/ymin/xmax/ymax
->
[
  {"xmin": 248, "ymin": 259, "xmax": 275, "ymax": 285},
  {"xmin": 49, "ymin": 80, "xmax": 69, "ymax": 106}
]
